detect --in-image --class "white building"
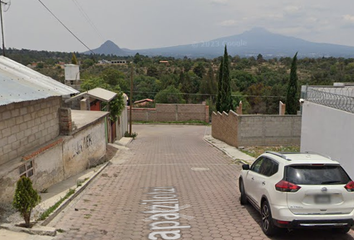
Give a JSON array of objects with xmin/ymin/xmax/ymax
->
[{"xmin": 301, "ymin": 84, "xmax": 354, "ymax": 178}]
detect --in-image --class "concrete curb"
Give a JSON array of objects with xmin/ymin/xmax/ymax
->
[
  {"xmin": 40, "ymin": 162, "xmax": 110, "ymax": 226},
  {"xmin": 203, "ymin": 136, "xmax": 250, "ymax": 165},
  {"xmin": 0, "ymin": 223, "xmax": 56, "ymax": 237}
]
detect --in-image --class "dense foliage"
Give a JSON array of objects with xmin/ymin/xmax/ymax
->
[
  {"xmin": 286, "ymin": 53, "xmax": 299, "ymax": 114},
  {"xmin": 7, "ymin": 48, "xmax": 354, "ymax": 114}
]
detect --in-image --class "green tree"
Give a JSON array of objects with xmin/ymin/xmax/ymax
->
[
  {"xmin": 216, "ymin": 46, "xmax": 233, "ymax": 112},
  {"xmin": 155, "ymin": 86, "xmax": 184, "ymax": 103},
  {"xmin": 13, "ymin": 177, "xmax": 41, "ymax": 228},
  {"xmin": 71, "ymin": 53, "xmax": 78, "ymax": 65},
  {"xmin": 101, "ymin": 68, "xmax": 128, "ymax": 91},
  {"xmin": 193, "ymin": 62, "xmax": 206, "ymax": 79},
  {"xmin": 286, "ymin": 52, "xmax": 299, "ymax": 114},
  {"xmin": 147, "ymin": 65, "xmax": 159, "ymax": 78}
]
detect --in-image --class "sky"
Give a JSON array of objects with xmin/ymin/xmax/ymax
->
[{"xmin": 3, "ymin": 0, "xmax": 354, "ymax": 52}]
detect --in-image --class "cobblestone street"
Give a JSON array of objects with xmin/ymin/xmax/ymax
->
[{"xmin": 51, "ymin": 125, "xmax": 354, "ymax": 240}]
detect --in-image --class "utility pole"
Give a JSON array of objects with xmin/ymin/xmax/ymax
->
[
  {"xmin": 129, "ymin": 65, "xmax": 133, "ymax": 135},
  {"xmin": 0, "ymin": 1, "xmax": 5, "ymax": 56}
]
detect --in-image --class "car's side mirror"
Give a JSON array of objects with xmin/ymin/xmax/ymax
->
[{"xmin": 242, "ymin": 164, "xmax": 250, "ymax": 170}]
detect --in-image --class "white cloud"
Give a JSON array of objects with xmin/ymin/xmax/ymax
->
[
  {"xmin": 210, "ymin": 0, "xmax": 229, "ymax": 5},
  {"xmin": 284, "ymin": 6, "xmax": 301, "ymax": 14},
  {"xmin": 218, "ymin": 19, "xmax": 238, "ymax": 27},
  {"xmin": 343, "ymin": 14, "xmax": 354, "ymax": 22}
]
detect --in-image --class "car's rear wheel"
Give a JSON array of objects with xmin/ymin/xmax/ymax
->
[
  {"xmin": 239, "ymin": 179, "xmax": 248, "ymax": 205},
  {"xmin": 261, "ymin": 200, "xmax": 279, "ymax": 236},
  {"xmin": 332, "ymin": 226, "xmax": 351, "ymax": 234}
]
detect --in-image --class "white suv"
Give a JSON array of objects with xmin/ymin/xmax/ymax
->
[{"xmin": 239, "ymin": 151, "xmax": 354, "ymax": 236}]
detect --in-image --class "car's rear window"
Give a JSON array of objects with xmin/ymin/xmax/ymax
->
[{"xmin": 285, "ymin": 165, "xmax": 351, "ymax": 185}]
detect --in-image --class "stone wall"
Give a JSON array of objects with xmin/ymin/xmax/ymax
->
[
  {"xmin": 0, "ymin": 97, "xmax": 61, "ymax": 165},
  {"xmin": 212, "ymin": 112, "xmax": 301, "ymax": 147},
  {"xmin": 130, "ymin": 104, "xmax": 209, "ymax": 122}
]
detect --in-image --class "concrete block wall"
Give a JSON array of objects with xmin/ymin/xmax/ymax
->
[
  {"xmin": 0, "ymin": 97, "xmax": 61, "ymax": 165},
  {"xmin": 238, "ymin": 115, "xmax": 301, "ymax": 146},
  {"xmin": 211, "ymin": 111, "xmax": 238, "ymax": 147},
  {"xmin": 130, "ymin": 104, "xmax": 209, "ymax": 122},
  {"xmin": 212, "ymin": 112, "xmax": 301, "ymax": 147}
]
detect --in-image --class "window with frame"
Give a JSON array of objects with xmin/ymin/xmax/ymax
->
[{"xmin": 19, "ymin": 160, "xmax": 34, "ymax": 178}]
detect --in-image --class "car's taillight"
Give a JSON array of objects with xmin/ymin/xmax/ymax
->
[
  {"xmin": 345, "ymin": 181, "xmax": 354, "ymax": 192},
  {"xmin": 275, "ymin": 180, "xmax": 301, "ymax": 192}
]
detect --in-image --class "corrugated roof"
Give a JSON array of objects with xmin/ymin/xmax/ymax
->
[
  {"xmin": 0, "ymin": 56, "xmax": 79, "ymax": 106},
  {"xmin": 87, "ymin": 87, "xmax": 117, "ymax": 102}
]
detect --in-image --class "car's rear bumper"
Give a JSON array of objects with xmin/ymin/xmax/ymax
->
[{"xmin": 273, "ymin": 218, "xmax": 354, "ymax": 229}]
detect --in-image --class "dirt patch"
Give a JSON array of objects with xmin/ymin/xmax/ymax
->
[{"xmin": 240, "ymin": 146, "xmax": 300, "ymax": 158}]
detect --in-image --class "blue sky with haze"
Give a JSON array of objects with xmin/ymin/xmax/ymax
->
[{"xmin": 4, "ymin": 0, "xmax": 354, "ymax": 52}]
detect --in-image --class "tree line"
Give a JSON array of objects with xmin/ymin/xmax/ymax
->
[{"xmin": 6, "ymin": 48, "xmax": 354, "ymax": 114}]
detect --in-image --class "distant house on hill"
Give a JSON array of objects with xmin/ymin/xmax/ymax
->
[
  {"xmin": 98, "ymin": 59, "xmax": 128, "ymax": 65},
  {"xmin": 134, "ymin": 98, "xmax": 154, "ymax": 107}
]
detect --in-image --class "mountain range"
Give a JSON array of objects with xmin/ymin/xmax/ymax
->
[{"xmin": 86, "ymin": 28, "xmax": 354, "ymax": 58}]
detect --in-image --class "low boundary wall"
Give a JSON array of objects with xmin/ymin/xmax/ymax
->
[
  {"xmin": 212, "ymin": 111, "xmax": 301, "ymax": 147},
  {"xmin": 130, "ymin": 104, "xmax": 209, "ymax": 123}
]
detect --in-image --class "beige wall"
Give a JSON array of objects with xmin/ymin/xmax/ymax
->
[
  {"xmin": 212, "ymin": 111, "xmax": 301, "ymax": 147},
  {"xmin": 0, "ymin": 97, "xmax": 61, "ymax": 165},
  {"xmin": 63, "ymin": 119, "xmax": 106, "ymax": 177},
  {"xmin": 211, "ymin": 111, "xmax": 239, "ymax": 147},
  {"xmin": 130, "ymin": 104, "xmax": 209, "ymax": 123}
]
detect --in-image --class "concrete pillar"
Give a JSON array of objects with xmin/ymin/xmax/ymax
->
[
  {"xmin": 236, "ymin": 101, "xmax": 243, "ymax": 115},
  {"xmin": 279, "ymin": 101, "xmax": 286, "ymax": 115},
  {"xmin": 59, "ymin": 108, "xmax": 72, "ymax": 135}
]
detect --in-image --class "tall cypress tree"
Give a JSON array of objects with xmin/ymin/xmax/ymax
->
[
  {"xmin": 216, "ymin": 57, "xmax": 224, "ymax": 111},
  {"xmin": 286, "ymin": 52, "xmax": 299, "ymax": 114},
  {"xmin": 216, "ymin": 46, "xmax": 233, "ymax": 112}
]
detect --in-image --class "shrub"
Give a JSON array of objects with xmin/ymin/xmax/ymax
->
[{"xmin": 12, "ymin": 176, "xmax": 41, "ymax": 228}]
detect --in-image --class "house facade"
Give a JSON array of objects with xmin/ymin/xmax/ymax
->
[{"xmin": 0, "ymin": 57, "xmax": 108, "ymax": 203}]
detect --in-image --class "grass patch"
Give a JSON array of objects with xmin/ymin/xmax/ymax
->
[
  {"xmin": 133, "ymin": 120, "xmax": 210, "ymax": 125},
  {"xmin": 124, "ymin": 131, "xmax": 138, "ymax": 139},
  {"xmin": 240, "ymin": 146, "xmax": 300, "ymax": 158},
  {"xmin": 38, "ymin": 189, "xmax": 75, "ymax": 221}
]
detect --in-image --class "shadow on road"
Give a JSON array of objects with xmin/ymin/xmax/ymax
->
[{"xmin": 242, "ymin": 204, "xmax": 354, "ymax": 240}]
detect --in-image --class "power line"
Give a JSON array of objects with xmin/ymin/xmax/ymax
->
[
  {"xmin": 37, "ymin": 0, "xmax": 96, "ymax": 55},
  {"xmin": 71, "ymin": 0, "xmax": 104, "ymax": 41}
]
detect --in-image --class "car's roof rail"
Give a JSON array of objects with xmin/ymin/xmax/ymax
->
[
  {"xmin": 304, "ymin": 151, "xmax": 332, "ymax": 160},
  {"xmin": 265, "ymin": 151, "xmax": 291, "ymax": 161}
]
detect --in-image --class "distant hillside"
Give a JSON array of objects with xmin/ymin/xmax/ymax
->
[
  {"xmin": 126, "ymin": 28, "xmax": 354, "ymax": 58},
  {"xmin": 93, "ymin": 28, "xmax": 354, "ymax": 58},
  {"xmin": 85, "ymin": 40, "xmax": 127, "ymax": 56}
]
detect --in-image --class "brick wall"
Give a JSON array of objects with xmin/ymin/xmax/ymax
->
[
  {"xmin": 0, "ymin": 97, "xmax": 61, "ymax": 165},
  {"xmin": 211, "ymin": 111, "xmax": 238, "ymax": 147},
  {"xmin": 212, "ymin": 111, "xmax": 301, "ymax": 147},
  {"xmin": 130, "ymin": 104, "xmax": 209, "ymax": 122}
]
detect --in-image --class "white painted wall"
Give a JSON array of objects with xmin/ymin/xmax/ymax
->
[{"xmin": 301, "ymin": 101, "xmax": 354, "ymax": 179}]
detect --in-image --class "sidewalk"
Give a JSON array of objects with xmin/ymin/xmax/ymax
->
[
  {"xmin": 0, "ymin": 138, "xmax": 132, "ymax": 240},
  {"xmin": 203, "ymin": 132, "xmax": 255, "ymax": 164}
]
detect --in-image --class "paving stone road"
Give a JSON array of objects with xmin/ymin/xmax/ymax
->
[{"xmin": 51, "ymin": 125, "xmax": 354, "ymax": 240}]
